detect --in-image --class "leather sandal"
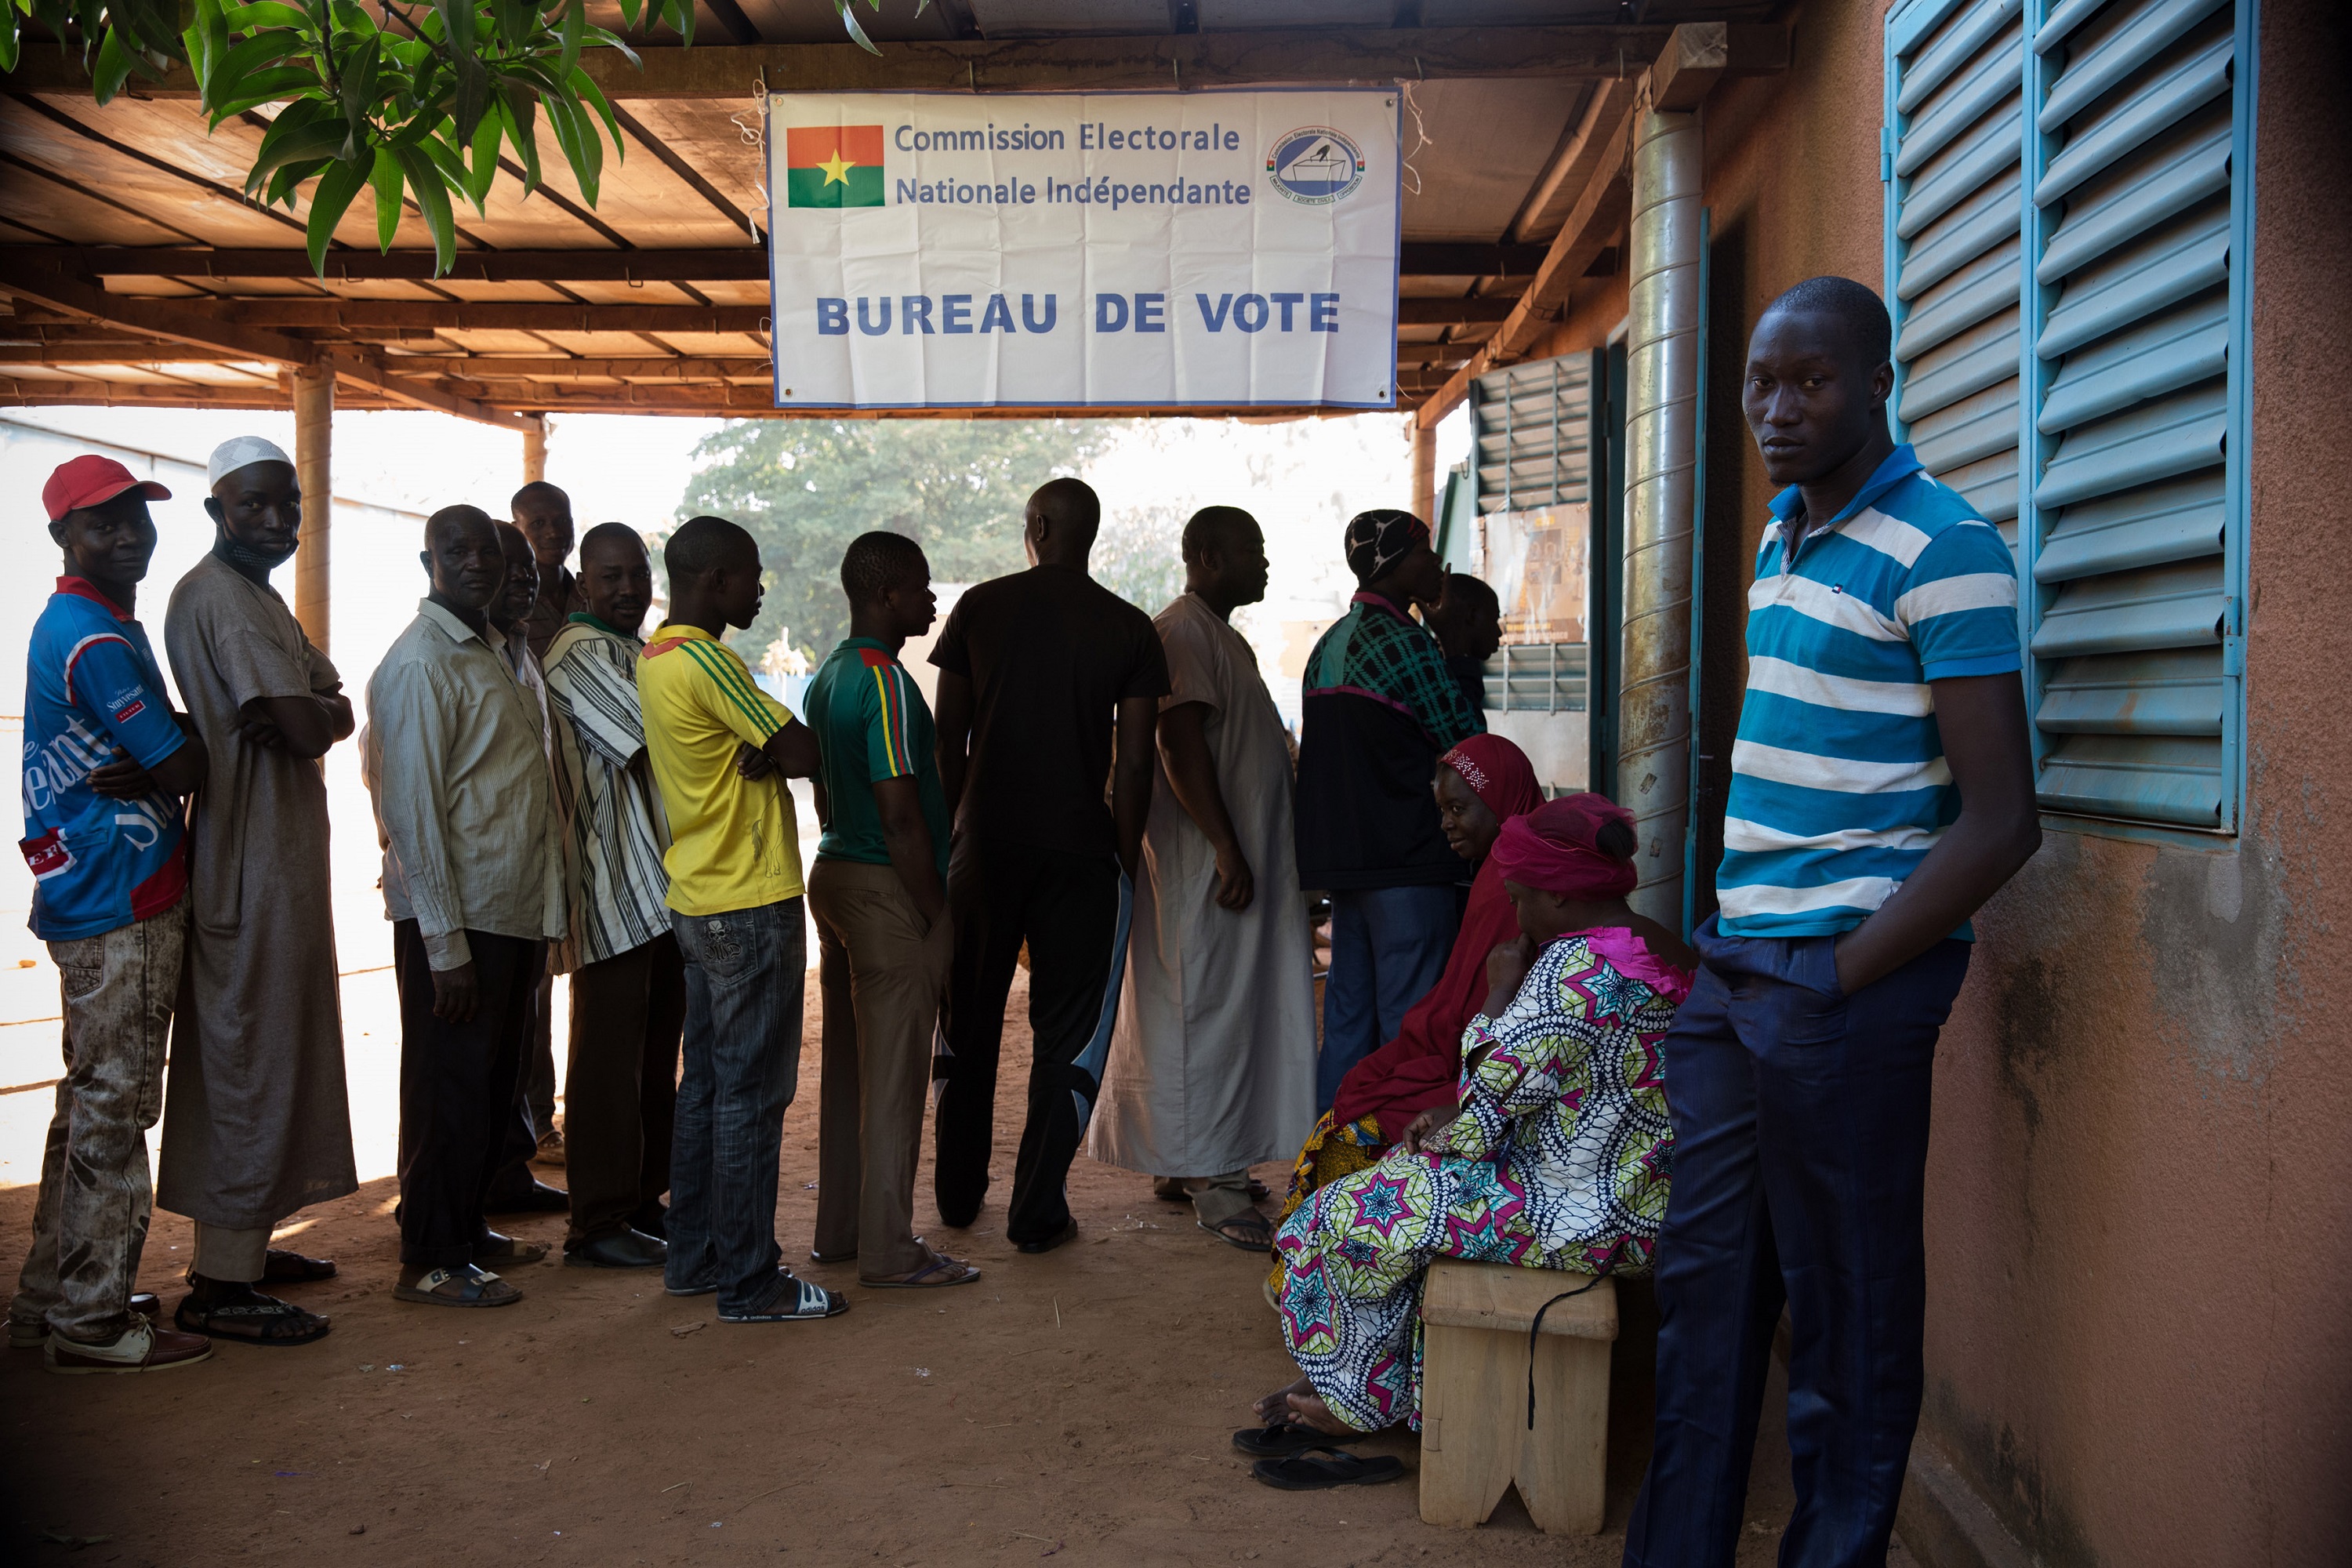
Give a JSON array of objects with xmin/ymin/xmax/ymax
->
[{"xmin": 393, "ymin": 1265, "xmax": 521, "ymax": 1308}]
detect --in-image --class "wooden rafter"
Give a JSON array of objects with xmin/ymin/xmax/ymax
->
[
  {"xmin": 0, "ymin": 257, "xmax": 528, "ymax": 426},
  {"xmin": 12, "ymin": 243, "xmax": 1554, "ymax": 281},
  {"xmin": 1, "ymin": 25, "xmax": 1791, "ymax": 99}
]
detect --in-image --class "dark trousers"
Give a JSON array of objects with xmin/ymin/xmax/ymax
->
[
  {"xmin": 394, "ymin": 924, "xmax": 545, "ymax": 1271},
  {"xmin": 485, "ymin": 969, "xmax": 554, "ymax": 1205},
  {"xmin": 526, "ymin": 970, "xmax": 557, "ymax": 1133},
  {"xmin": 668, "ymin": 899, "xmax": 805, "ymax": 1315},
  {"xmin": 1624, "ymin": 917, "xmax": 1970, "ymax": 1568},
  {"xmin": 563, "ymin": 932, "xmax": 685, "ymax": 1249},
  {"xmin": 1316, "ymin": 883, "xmax": 1462, "ymax": 1111},
  {"xmin": 934, "ymin": 833, "xmax": 1128, "ymax": 1247}
]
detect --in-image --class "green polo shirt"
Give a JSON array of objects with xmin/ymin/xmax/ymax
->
[{"xmin": 807, "ymin": 636, "xmax": 951, "ymax": 879}]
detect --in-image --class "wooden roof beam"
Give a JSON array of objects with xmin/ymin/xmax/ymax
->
[
  {"xmin": 2, "ymin": 24, "xmax": 1791, "ymax": 98},
  {"xmin": 16, "ymin": 243, "xmax": 1552, "ymax": 281},
  {"xmin": 0, "ymin": 256, "xmax": 529, "ymax": 428}
]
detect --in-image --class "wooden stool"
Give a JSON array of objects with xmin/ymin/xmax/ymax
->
[{"xmin": 1417, "ymin": 1258, "xmax": 1617, "ymax": 1534}]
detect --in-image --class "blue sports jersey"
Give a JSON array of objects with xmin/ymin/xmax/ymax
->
[{"xmin": 19, "ymin": 577, "xmax": 189, "ymax": 940}]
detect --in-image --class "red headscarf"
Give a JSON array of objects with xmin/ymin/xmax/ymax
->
[
  {"xmin": 1488, "ymin": 794, "xmax": 1639, "ymax": 899},
  {"xmin": 1327, "ymin": 735, "xmax": 1543, "ymax": 1136},
  {"xmin": 1438, "ymin": 734, "xmax": 1543, "ymax": 823}
]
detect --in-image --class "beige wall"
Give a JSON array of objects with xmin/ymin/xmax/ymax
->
[{"xmin": 1497, "ymin": 0, "xmax": 2352, "ymax": 1559}]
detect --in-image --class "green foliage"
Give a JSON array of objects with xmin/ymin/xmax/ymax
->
[
  {"xmin": 679, "ymin": 418, "xmax": 1131, "ymax": 663},
  {"xmin": 2, "ymin": 0, "xmax": 698, "ymax": 275},
  {"xmin": 832, "ymin": 0, "xmax": 927, "ymax": 56},
  {"xmin": 1088, "ymin": 501, "xmax": 1186, "ymax": 618}
]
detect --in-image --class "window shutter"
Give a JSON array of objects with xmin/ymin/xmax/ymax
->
[
  {"xmin": 1885, "ymin": 0, "xmax": 2249, "ymax": 833},
  {"xmin": 2022, "ymin": 0, "xmax": 2242, "ymax": 829},
  {"xmin": 1468, "ymin": 354, "xmax": 1595, "ymax": 515},
  {"xmin": 1888, "ymin": 0, "xmax": 2028, "ymax": 546}
]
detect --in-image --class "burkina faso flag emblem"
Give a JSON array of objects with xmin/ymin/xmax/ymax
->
[{"xmin": 785, "ymin": 125, "xmax": 886, "ymax": 208}]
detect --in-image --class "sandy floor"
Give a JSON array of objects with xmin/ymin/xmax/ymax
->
[{"xmin": 0, "ymin": 966, "xmax": 1911, "ymax": 1567}]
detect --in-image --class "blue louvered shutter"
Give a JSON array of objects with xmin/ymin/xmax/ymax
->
[
  {"xmin": 2022, "ymin": 0, "xmax": 2244, "ymax": 829},
  {"xmin": 1888, "ymin": 0, "xmax": 2028, "ymax": 547},
  {"xmin": 1886, "ymin": 0, "xmax": 2249, "ymax": 833},
  {"xmin": 1469, "ymin": 354, "xmax": 1595, "ymax": 515}
]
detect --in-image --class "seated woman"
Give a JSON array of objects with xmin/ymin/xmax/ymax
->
[
  {"xmin": 1276, "ymin": 734, "xmax": 1546, "ymax": 1232},
  {"xmin": 1253, "ymin": 795, "xmax": 1697, "ymax": 1451}
]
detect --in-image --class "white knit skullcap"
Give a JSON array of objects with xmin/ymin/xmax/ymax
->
[{"xmin": 207, "ymin": 435, "xmax": 293, "ymax": 487}]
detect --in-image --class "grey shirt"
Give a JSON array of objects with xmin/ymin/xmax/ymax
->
[{"xmin": 362, "ymin": 598, "xmax": 567, "ymax": 971}]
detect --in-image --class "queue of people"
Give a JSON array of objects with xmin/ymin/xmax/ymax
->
[{"xmin": 11, "ymin": 276, "xmax": 2036, "ymax": 1568}]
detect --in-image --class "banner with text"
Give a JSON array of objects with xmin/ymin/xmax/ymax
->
[{"xmin": 767, "ymin": 90, "xmax": 1401, "ymax": 411}]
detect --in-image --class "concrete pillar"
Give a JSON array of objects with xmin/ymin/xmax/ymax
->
[
  {"xmin": 521, "ymin": 416, "xmax": 547, "ymax": 486},
  {"xmin": 291, "ymin": 365, "xmax": 332, "ymax": 653},
  {"xmin": 1410, "ymin": 420, "xmax": 1437, "ymax": 529},
  {"xmin": 1616, "ymin": 101, "xmax": 1703, "ymax": 930}
]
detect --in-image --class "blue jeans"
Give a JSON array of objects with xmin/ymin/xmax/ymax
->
[
  {"xmin": 1624, "ymin": 916, "xmax": 1969, "ymax": 1568},
  {"xmin": 668, "ymin": 899, "xmax": 805, "ymax": 1314},
  {"xmin": 1316, "ymin": 884, "xmax": 1461, "ymax": 1111}
]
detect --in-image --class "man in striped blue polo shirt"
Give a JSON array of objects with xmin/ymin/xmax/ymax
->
[{"xmin": 1626, "ymin": 278, "xmax": 2042, "ymax": 1568}]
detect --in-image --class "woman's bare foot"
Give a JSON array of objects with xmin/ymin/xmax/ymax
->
[
  {"xmin": 1254, "ymin": 1373, "xmax": 1314, "ymax": 1424},
  {"xmin": 1283, "ymin": 1389, "xmax": 1359, "ymax": 1437}
]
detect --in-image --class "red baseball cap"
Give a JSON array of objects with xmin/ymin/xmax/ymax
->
[{"xmin": 42, "ymin": 455, "xmax": 172, "ymax": 523}]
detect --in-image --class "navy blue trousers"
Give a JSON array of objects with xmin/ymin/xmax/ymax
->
[{"xmin": 1624, "ymin": 916, "xmax": 1969, "ymax": 1568}]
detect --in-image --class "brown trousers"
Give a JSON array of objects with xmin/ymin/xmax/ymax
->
[
  {"xmin": 562, "ymin": 932, "xmax": 685, "ymax": 1249},
  {"xmin": 808, "ymin": 859, "xmax": 951, "ymax": 1279}
]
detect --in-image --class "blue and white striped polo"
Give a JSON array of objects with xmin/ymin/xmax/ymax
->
[{"xmin": 1714, "ymin": 444, "xmax": 2020, "ymax": 938}]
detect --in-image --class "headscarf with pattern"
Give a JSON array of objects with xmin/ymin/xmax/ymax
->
[{"xmin": 1343, "ymin": 507, "xmax": 1431, "ymax": 585}]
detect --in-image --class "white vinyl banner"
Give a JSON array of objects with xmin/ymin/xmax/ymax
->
[{"xmin": 766, "ymin": 90, "xmax": 1401, "ymax": 412}]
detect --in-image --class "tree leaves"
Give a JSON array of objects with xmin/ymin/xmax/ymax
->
[
  {"xmin": 9, "ymin": 0, "xmax": 696, "ymax": 277},
  {"xmin": 684, "ymin": 419, "xmax": 1128, "ymax": 662}
]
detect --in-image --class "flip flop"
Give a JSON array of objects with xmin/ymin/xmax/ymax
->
[
  {"xmin": 1232, "ymin": 1423, "xmax": 1363, "ymax": 1457},
  {"xmin": 1249, "ymin": 1446, "xmax": 1406, "ymax": 1491},
  {"xmin": 861, "ymin": 1254, "xmax": 981, "ymax": 1290},
  {"xmin": 1200, "ymin": 1212, "xmax": 1274, "ymax": 1252}
]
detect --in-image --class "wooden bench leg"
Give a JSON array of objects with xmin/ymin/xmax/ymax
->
[
  {"xmin": 1418, "ymin": 1320, "xmax": 1518, "ymax": 1527},
  {"xmin": 1519, "ymin": 1331, "xmax": 1610, "ymax": 1534}
]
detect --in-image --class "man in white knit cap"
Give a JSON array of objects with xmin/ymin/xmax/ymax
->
[{"xmin": 156, "ymin": 435, "xmax": 357, "ymax": 1346}]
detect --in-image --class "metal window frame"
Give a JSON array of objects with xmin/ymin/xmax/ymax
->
[{"xmin": 1883, "ymin": 0, "xmax": 2259, "ymax": 848}]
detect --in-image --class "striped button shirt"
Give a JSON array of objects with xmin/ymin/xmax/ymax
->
[
  {"xmin": 1714, "ymin": 445, "xmax": 2020, "ymax": 938},
  {"xmin": 542, "ymin": 615, "xmax": 673, "ymax": 971}
]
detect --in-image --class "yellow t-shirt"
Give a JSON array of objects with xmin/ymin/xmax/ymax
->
[{"xmin": 637, "ymin": 622, "xmax": 804, "ymax": 916}]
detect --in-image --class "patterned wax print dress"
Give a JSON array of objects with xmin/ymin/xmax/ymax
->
[{"xmin": 1272, "ymin": 929, "xmax": 1686, "ymax": 1433}]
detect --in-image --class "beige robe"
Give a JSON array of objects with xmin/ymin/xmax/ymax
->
[
  {"xmin": 1087, "ymin": 592, "xmax": 1317, "ymax": 1178},
  {"xmin": 158, "ymin": 555, "xmax": 356, "ymax": 1231}
]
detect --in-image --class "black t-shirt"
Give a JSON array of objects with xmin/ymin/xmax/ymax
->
[{"xmin": 929, "ymin": 564, "xmax": 1170, "ymax": 855}]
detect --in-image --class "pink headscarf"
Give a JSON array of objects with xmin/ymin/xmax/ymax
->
[
  {"xmin": 1438, "ymin": 734, "xmax": 1544, "ymax": 824},
  {"xmin": 1488, "ymin": 793, "xmax": 1639, "ymax": 900}
]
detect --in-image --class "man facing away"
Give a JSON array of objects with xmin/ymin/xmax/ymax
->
[
  {"xmin": 479, "ymin": 521, "xmax": 571, "ymax": 1218},
  {"xmin": 1424, "ymin": 571, "xmax": 1501, "ymax": 717},
  {"xmin": 12, "ymin": 456, "xmax": 212, "ymax": 1374},
  {"xmin": 363, "ymin": 505, "xmax": 568, "ymax": 1308},
  {"xmin": 929, "ymin": 477, "xmax": 1169, "ymax": 1254},
  {"xmin": 539, "ymin": 523, "xmax": 680, "ymax": 1269},
  {"xmin": 1293, "ymin": 509, "xmax": 1486, "ymax": 1112},
  {"xmin": 804, "ymin": 532, "xmax": 978, "ymax": 1289},
  {"xmin": 1085, "ymin": 506, "xmax": 1317, "ymax": 1250},
  {"xmin": 637, "ymin": 516, "xmax": 845, "ymax": 1323},
  {"xmin": 1624, "ymin": 278, "xmax": 2041, "ymax": 1568},
  {"xmin": 158, "ymin": 437, "xmax": 357, "ymax": 1348}
]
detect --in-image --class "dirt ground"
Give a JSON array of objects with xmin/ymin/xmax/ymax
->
[{"xmin": 0, "ymin": 971, "xmax": 1909, "ymax": 1568}]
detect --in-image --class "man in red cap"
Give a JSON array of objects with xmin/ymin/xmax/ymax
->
[{"xmin": 10, "ymin": 456, "xmax": 216, "ymax": 1374}]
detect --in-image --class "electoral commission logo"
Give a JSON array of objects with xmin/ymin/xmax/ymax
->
[{"xmin": 1265, "ymin": 126, "xmax": 1365, "ymax": 205}]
